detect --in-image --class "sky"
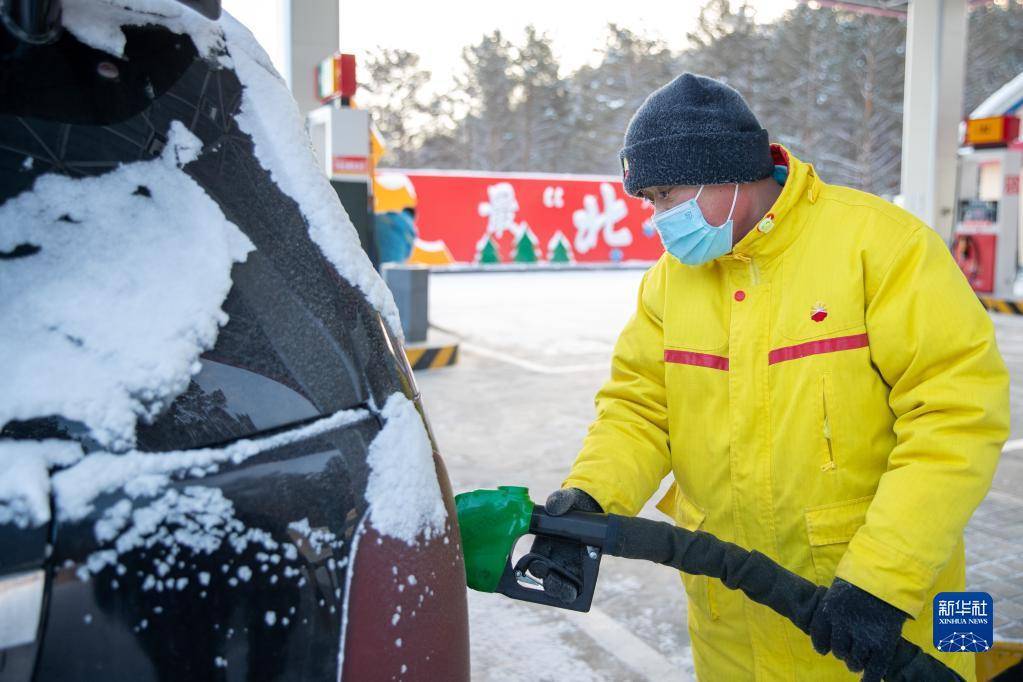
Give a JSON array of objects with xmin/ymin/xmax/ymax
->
[{"xmin": 224, "ymin": 0, "xmax": 799, "ymax": 94}]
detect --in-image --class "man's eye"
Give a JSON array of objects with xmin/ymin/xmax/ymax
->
[{"xmin": 658, "ymin": 190, "xmax": 671, "ymax": 199}]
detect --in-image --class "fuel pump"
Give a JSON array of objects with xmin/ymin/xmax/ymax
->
[
  {"xmin": 306, "ymin": 53, "xmax": 380, "ymax": 268},
  {"xmin": 953, "ymin": 115, "xmax": 1022, "ymax": 298}
]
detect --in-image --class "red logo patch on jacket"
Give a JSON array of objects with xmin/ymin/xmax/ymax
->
[{"xmin": 811, "ymin": 303, "xmax": 828, "ymax": 322}]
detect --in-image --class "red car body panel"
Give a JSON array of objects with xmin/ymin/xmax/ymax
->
[{"xmin": 341, "ymin": 455, "xmax": 470, "ymax": 681}]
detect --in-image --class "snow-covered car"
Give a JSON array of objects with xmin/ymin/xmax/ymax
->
[{"xmin": 0, "ymin": 1, "xmax": 469, "ymax": 680}]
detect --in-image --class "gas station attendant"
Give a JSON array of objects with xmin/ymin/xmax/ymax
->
[{"xmin": 525, "ymin": 73, "xmax": 1010, "ymax": 682}]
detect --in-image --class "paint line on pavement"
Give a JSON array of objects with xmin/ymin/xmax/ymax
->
[
  {"xmin": 1004, "ymin": 439, "xmax": 1023, "ymax": 454},
  {"xmin": 564, "ymin": 606, "xmax": 692, "ymax": 681},
  {"xmin": 461, "ymin": 341, "xmax": 608, "ymax": 374}
]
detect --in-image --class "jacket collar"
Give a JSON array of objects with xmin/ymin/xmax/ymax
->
[{"xmin": 728, "ymin": 144, "xmax": 822, "ymax": 264}]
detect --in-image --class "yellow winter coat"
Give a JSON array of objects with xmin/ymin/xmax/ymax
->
[{"xmin": 563, "ymin": 147, "xmax": 1009, "ymax": 681}]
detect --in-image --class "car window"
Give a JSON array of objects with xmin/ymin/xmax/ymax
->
[{"xmin": 0, "ymin": 26, "xmax": 404, "ymax": 453}]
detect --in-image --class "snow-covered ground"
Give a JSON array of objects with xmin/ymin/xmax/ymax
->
[{"xmin": 429, "ymin": 269, "xmax": 644, "ymax": 359}]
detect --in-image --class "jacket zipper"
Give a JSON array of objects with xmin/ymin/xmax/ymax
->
[
  {"xmin": 821, "ymin": 375, "xmax": 836, "ymax": 471},
  {"xmin": 706, "ymin": 579, "xmax": 719, "ymax": 620}
]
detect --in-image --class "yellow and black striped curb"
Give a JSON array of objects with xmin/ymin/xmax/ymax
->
[
  {"xmin": 980, "ymin": 296, "xmax": 1023, "ymax": 315},
  {"xmin": 405, "ymin": 343, "xmax": 459, "ymax": 371}
]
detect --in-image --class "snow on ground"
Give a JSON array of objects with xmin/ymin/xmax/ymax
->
[
  {"xmin": 430, "ymin": 270, "xmax": 645, "ymax": 358},
  {"xmin": 0, "ymin": 123, "xmax": 253, "ymax": 450},
  {"xmin": 466, "ymin": 590, "xmax": 606, "ymax": 682}
]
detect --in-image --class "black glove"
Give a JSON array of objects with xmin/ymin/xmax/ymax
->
[
  {"xmin": 809, "ymin": 578, "xmax": 909, "ymax": 682},
  {"xmin": 520, "ymin": 488, "xmax": 603, "ymax": 604}
]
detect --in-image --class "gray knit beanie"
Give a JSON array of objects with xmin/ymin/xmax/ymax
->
[{"xmin": 619, "ymin": 73, "xmax": 774, "ymax": 196}]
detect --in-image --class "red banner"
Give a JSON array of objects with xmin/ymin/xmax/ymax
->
[{"xmin": 394, "ymin": 169, "xmax": 664, "ymax": 263}]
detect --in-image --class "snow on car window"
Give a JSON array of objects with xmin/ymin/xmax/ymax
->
[
  {"xmin": 53, "ymin": 406, "xmax": 369, "ymax": 523},
  {"xmin": 0, "ymin": 122, "xmax": 253, "ymax": 451},
  {"xmin": 1, "ymin": 0, "xmax": 428, "ymax": 551},
  {"xmin": 2, "ymin": 1, "xmax": 404, "ymax": 452},
  {"xmin": 50, "ymin": 393, "xmax": 443, "ymax": 601}
]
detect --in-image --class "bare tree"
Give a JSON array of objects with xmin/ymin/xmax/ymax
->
[
  {"xmin": 359, "ymin": 48, "xmax": 433, "ymax": 167},
  {"xmin": 365, "ymin": 0, "xmax": 1022, "ymax": 197}
]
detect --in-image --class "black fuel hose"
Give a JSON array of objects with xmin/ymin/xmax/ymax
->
[{"xmin": 603, "ymin": 514, "xmax": 964, "ymax": 682}]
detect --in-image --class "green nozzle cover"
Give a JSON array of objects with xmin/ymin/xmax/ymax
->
[{"xmin": 455, "ymin": 487, "xmax": 535, "ymax": 592}]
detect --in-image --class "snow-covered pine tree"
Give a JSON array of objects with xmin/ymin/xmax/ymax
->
[
  {"xmin": 566, "ymin": 24, "xmax": 682, "ymax": 176},
  {"xmin": 757, "ymin": 4, "xmax": 847, "ymax": 168},
  {"xmin": 512, "ymin": 226, "xmax": 540, "ymax": 263},
  {"xmin": 684, "ymin": 1, "xmax": 771, "ymax": 110},
  {"xmin": 838, "ymin": 12, "xmax": 905, "ymax": 198},
  {"xmin": 454, "ymin": 31, "xmax": 519, "ymax": 171},
  {"xmin": 475, "ymin": 234, "xmax": 502, "ymax": 264},
  {"xmin": 391, "ymin": 0, "xmax": 1023, "ymax": 196},
  {"xmin": 547, "ymin": 230, "xmax": 574, "ymax": 263},
  {"xmin": 360, "ymin": 48, "xmax": 433, "ymax": 168},
  {"xmin": 965, "ymin": 1, "xmax": 1023, "ymax": 115},
  {"xmin": 514, "ymin": 26, "xmax": 572, "ymax": 173}
]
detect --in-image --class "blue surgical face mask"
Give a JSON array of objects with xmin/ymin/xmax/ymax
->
[{"xmin": 652, "ymin": 183, "xmax": 738, "ymax": 266}]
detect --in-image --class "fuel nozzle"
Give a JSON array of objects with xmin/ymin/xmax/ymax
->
[{"xmin": 455, "ymin": 486, "xmax": 611, "ymax": 612}]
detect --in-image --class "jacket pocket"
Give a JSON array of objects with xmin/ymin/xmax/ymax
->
[
  {"xmin": 819, "ymin": 373, "xmax": 837, "ymax": 472},
  {"xmin": 657, "ymin": 485, "xmax": 719, "ymax": 620},
  {"xmin": 804, "ymin": 495, "xmax": 873, "ymax": 585},
  {"xmin": 660, "ymin": 266, "xmax": 729, "ymax": 351},
  {"xmin": 779, "ymin": 249, "xmax": 865, "ymax": 342}
]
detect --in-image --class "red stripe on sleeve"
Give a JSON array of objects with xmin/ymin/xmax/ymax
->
[{"xmin": 664, "ymin": 349, "xmax": 730, "ymax": 371}]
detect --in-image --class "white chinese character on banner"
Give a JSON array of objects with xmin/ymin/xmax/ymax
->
[
  {"xmin": 972, "ymin": 600, "xmax": 988, "ymax": 617},
  {"xmin": 938, "ymin": 600, "xmax": 953, "ymax": 617},
  {"xmin": 479, "ymin": 182, "xmax": 523, "ymax": 238},
  {"xmin": 572, "ymin": 183, "xmax": 633, "ymax": 254},
  {"xmin": 543, "ymin": 185, "xmax": 565, "ymax": 208}
]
